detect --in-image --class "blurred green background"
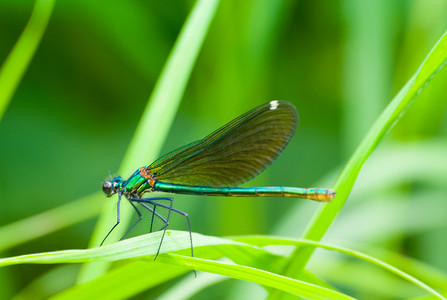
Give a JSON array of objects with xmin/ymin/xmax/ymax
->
[{"xmin": 1, "ymin": 0, "xmax": 447, "ymax": 299}]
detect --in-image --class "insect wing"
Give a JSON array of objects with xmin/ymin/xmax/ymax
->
[{"xmin": 149, "ymin": 101, "xmax": 298, "ymax": 187}]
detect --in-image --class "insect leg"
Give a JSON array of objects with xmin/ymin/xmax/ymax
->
[
  {"xmin": 117, "ymin": 200, "xmax": 143, "ymax": 241},
  {"xmin": 100, "ymin": 192, "xmax": 122, "ymax": 246},
  {"xmin": 133, "ymin": 197, "xmax": 194, "ymax": 258},
  {"xmin": 149, "ymin": 202, "xmax": 156, "ymax": 233},
  {"xmin": 129, "ymin": 198, "xmax": 170, "ymax": 260}
]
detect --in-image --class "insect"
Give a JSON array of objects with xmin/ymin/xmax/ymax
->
[{"xmin": 102, "ymin": 100, "xmax": 335, "ymax": 257}]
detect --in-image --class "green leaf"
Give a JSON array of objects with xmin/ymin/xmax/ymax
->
[
  {"xmin": 0, "ymin": 0, "xmax": 55, "ymax": 120},
  {"xmin": 271, "ymin": 28, "xmax": 447, "ymax": 299},
  {"xmin": 158, "ymin": 254, "xmax": 354, "ymax": 300},
  {"xmin": 0, "ymin": 231, "xmax": 237, "ymax": 267},
  {"xmin": 78, "ymin": 0, "xmax": 221, "ymax": 283},
  {"xmin": 0, "ymin": 231, "xmax": 353, "ymax": 300},
  {"xmin": 0, "ymin": 193, "xmax": 102, "ymax": 252},
  {"xmin": 234, "ymin": 236, "xmax": 446, "ymax": 300},
  {"xmin": 52, "ymin": 261, "xmax": 188, "ymax": 300},
  {"xmin": 3, "ymin": 232, "xmax": 443, "ymax": 299}
]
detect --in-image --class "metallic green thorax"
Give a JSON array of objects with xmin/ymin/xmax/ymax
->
[{"xmin": 119, "ymin": 168, "xmax": 152, "ymax": 197}]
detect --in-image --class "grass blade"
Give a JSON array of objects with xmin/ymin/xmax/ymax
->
[
  {"xmin": 5, "ymin": 232, "xmax": 441, "ymax": 298},
  {"xmin": 0, "ymin": 0, "xmax": 55, "ymax": 120},
  {"xmin": 159, "ymin": 254, "xmax": 354, "ymax": 300},
  {"xmin": 76, "ymin": 0, "xmax": 220, "ymax": 283},
  {"xmin": 269, "ymin": 29, "xmax": 447, "ymax": 299},
  {"xmin": 0, "ymin": 0, "xmax": 221, "ymax": 259},
  {"xmin": 0, "ymin": 232, "xmax": 353, "ymax": 300},
  {"xmin": 234, "ymin": 236, "xmax": 445, "ymax": 300},
  {"xmin": 0, "ymin": 193, "xmax": 102, "ymax": 252}
]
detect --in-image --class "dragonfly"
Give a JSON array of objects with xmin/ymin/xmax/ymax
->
[{"xmin": 101, "ymin": 100, "xmax": 335, "ymax": 257}]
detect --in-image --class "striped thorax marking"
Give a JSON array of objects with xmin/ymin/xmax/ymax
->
[{"xmin": 139, "ymin": 167, "xmax": 156, "ymax": 188}]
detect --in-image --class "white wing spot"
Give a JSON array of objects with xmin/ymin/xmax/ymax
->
[{"xmin": 270, "ymin": 100, "xmax": 279, "ymax": 110}]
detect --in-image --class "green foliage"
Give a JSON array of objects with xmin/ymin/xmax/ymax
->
[
  {"xmin": 274, "ymin": 29, "xmax": 447, "ymax": 291},
  {"xmin": 1, "ymin": 0, "xmax": 447, "ymax": 299},
  {"xmin": 0, "ymin": 0, "xmax": 54, "ymax": 120},
  {"xmin": 78, "ymin": 0, "xmax": 221, "ymax": 284},
  {"xmin": 0, "ymin": 232, "xmax": 443, "ymax": 299}
]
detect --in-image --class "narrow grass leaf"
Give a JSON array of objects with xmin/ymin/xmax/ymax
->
[
  {"xmin": 78, "ymin": 0, "xmax": 220, "ymax": 283},
  {"xmin": 158, "ymin": 254, "xmax": 354, "ymax": 300},
  {"xmin": 51, "ymin": 261, "xmax": 187, "ymax": 300},
  {"xmin": 54, "ymin": 238, "xmax": 289, "ymax": 299},
  {"xmin": 0, "ymin": 231, "xmax": 261, "ymax": 267},
  {"xmin": 270, "ymin": 29, "xmax": 447, "ymax": 299},
  {"xmin": 0, "ymin": 231, "xmax": 352, "ymax": 299},
  {"xmin": 234, "ymin": 236, "xmax": 445, "ymax": 300},
  {"xmin": 51, "ymin": 239, "xmax": 229, "ymax": 299},
  {"xmin": 0, "ymin": 0, "xmax": 55, "ymax": 120},
  {"xmin": 0, "ymin": 193, "xmax": 102, "ymax": 252}
]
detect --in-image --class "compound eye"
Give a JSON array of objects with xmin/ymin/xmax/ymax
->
[{"xmin": 102, "ymin": 181, "xmax": 114, "ymax": 196}]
